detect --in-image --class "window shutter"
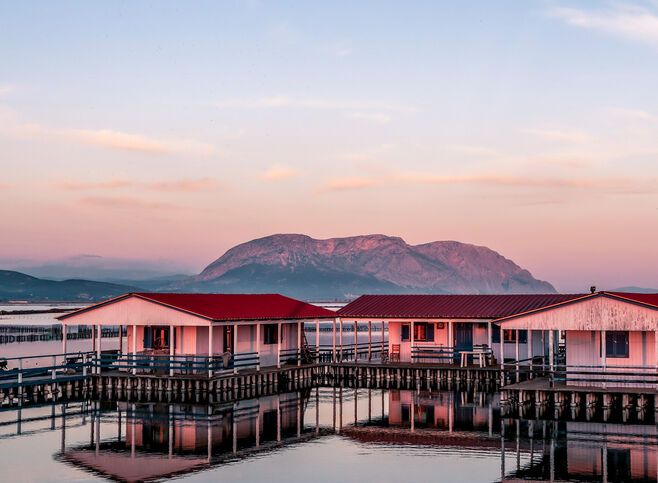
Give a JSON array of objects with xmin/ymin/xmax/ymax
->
[
  {"xmin": 144, "ymin": 327, "xmax": 152, "ymax": 349},
  {"xmin": 519, "ymin": 330, "xmax": 528, "ymax": 344},
  {"xmin": 401, "ymin": 324, "xmax": 410, "ymax": 341}
]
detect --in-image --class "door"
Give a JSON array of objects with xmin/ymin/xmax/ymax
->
[{"xmin": 454, "ymin": 323, "xmax": 473, "ymax": 352}]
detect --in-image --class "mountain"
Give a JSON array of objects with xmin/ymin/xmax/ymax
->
[
  {"xmin": 0, "ymin": 270, "xmax": 141, "ymax": 302},
  {"xmin": 7, "ymin": 254, "xmax": 191, "ymax": 282},
  {"xmin": 177, "ymin": 234, "xmax": 555, "ymax": 299},
  {"xmin": 612, "ymin": 286, "xmax": 658, "ymax": 294}
]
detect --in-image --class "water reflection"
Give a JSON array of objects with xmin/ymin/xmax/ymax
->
[{"xmin": 2, "ymin": 387, "xmax": 658, "ymax": 482}]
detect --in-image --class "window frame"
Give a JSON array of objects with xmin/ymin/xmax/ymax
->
[
  {"xmin": 606, "ymin": 331, "xmax": 629, "ymax": 358},
  {"xmin": 263, "ymin": 324, "xmax": 279, "ymax": 345}
]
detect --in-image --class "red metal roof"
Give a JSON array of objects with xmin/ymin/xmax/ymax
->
[
  {"xmin": 337, "ymin": 294, "xmax": 585, "ymax": 319},
  {"xmin": 608, "ymin": 292, "xmax": 658, "ymax": 308},
  {"xmin": 59, "ymin": 293, "xmax": 336, "ymax": 321}
]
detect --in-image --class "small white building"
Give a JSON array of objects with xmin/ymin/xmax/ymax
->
[
  {"xmin": 496, "ymin": 291, "xmax": 658, "ymax": 387},
  {"xmin": 337, "ymin": 294, "xmax": 581, "ymax": 364},
  {"xmin": 57, "ymin": 292, "xmax": 336, "ymax": 375}
]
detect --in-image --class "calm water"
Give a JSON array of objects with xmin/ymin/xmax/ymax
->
[{"xmin": 2, "ymin": 387, "xmax": 656, "ymax": 482}]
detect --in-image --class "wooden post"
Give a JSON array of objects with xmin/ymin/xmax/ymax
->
[
  {"xmin": 410, "ymin": 320, "xmax": 415, "ymax": 364},
  {"xmin": 381, "ymin": 321, "xmax": 385, "ymax": 359},
  {"xmin": 208, "ymin": 324, "xmax": 214, "ymax": 377},
  {"xmin": 169, "ymin": 326, "xmax": 175, "ymax": 377},
  {"xmin": 277, "ymin": 321, "xmax": 282, "ymax": 369},
  {"xmin": 332, "ymin": 318, "xmax": 337, "ymax": 362},
  {"xmin": 354, "ymin": 320, "xmax": 358, "ymax": 362},
  {"xmin": 527, "ymin": 330, "xmax": 533, "ymax": 378},
  {"xmin": 61, "ymin": 323, "xmax": 67, "ymax": 355},
  {"xmin": 601, "ymin": 329, "xmax": 606, "ymax": 388},
  {"xmin": 448, "ymin": 321, "xmax": 454, "ymax": 365},
  {"xmin": 339, "ymin": 318, "xmax": 343, "ymax": 362},
  {"xmin": 655, "ymin": 331, "xmax": 658, "ymax": 390},
  {"xmin": 487, "ymin": 321, "xmax": 492, "ymax": 350},
  {"xmin": 548, "ymin": 330, "xmax": 555, "ymax": 387},
  {"xmin": 368, "ymin": 321, "xmax": 372, "ymax": 361},
  {"xmin": 297, "ymin": 320, "xmax": 302, "ymax": 366},
  {"xmin": 132, "ymin": 324, "xmax": 137, "ymax": 375},
  {"xmin": 118, "ymin": 324, "xmax": 123, "ymax": 356},
  {"xmin": 515, "ymin": 329, "xmax": 520, "ymax": 383},
  {"xmin": 256, "ymin": 323, "xmax": 261, "ymax": 371},
  {"xmin": 96, "ymin": 324, "xmax": 101, "ymax": 375},
  {"xmin": 233, "ymin": 324, "xmax": 238, "ymax": 374},
  {"xmin": 315, "ymin": 319, "xmax": 320, "ymax": 363},
  {"xmin": 499, "ymin": 330, "xmax": 505, "ymax": 386}
]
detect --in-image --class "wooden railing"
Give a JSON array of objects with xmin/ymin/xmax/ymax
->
[
  {"xmin": 0, "ymin": 352, "xmax": 95, "ymax": 388},
  {"xmin": 501, "ymin": 358, "xmax": 658, "ymax": 388}
]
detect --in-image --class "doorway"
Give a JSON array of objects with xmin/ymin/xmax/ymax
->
[{"xmin": 454, "ymin": 323, "xmax": 473, "ymax": 351}]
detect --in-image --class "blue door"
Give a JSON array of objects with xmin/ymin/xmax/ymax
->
[{"xmin": 454, "ymin": 323, "xmax": 473, "ymax": 352}]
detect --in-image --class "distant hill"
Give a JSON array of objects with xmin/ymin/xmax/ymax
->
[
  {"xmin": 0, "ymin": 270, "xmax": 140, "ymax": 302},
  {"xmin": 612, "ymin": 286, "xmax": 658, "ymax": 294},
  {"xmin": 174, "ymin": 234, "xmax": 555, "ymax": 299}
]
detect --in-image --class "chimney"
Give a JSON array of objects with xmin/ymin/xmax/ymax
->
[{"xmin": 590, "ymin": 286, "xmax": 596, "ymax": 294}]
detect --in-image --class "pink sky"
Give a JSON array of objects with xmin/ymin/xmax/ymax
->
[{"xmin": 1, "ymin": 1, "xmax": 658, "ymax": 292}]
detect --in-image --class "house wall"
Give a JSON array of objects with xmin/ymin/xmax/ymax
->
[
  {"xmin": 386, "ymin": 320, "xmax": 532, "ymax": 363},
  {"xmin": 498, "ymin": 296, "xmax": 658, "ymax": 331},
  {"xmin": 61, "ymin": 295, "xmax": 211, "ymax": 327}
]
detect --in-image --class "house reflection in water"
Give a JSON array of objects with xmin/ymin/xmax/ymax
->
[
  {"xmin": 502, "ymin": 420, "xmax": 658, "ymax": 483},
  {"xmin": 58, "ymin": 390, "xmax": 324, "ymax": 481}
]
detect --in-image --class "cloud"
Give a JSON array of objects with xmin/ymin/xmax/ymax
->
[
  {"xmin": 1, "ymin": 122, "xmax": 216, "ymax": 157},
  {"xmin": 216, "ymin": 96, "xmax": 415, "ymax": 113},
  {"xmin": 549, "ymin": 4, "xmax": 658, "ymax": 47},
  {"xmin": 77, "ymin": 196, "xmax": 183, "ymax": 211},
  {"xmin": 55, "ymin": 177, "xmax": 221, "ymax": 192},
  {"xmin": 524, "ymin": 128, "xmax": 592, "ymax": 143},
  {"xmin": 0, "ymin": 84, "xmax": 14, "ymax": 98},
  {"xmin": 348, "ymin": 112, "xmax": 392, "ymax": 124},
  {"xmin": 260, "ymin": 165, "xmax": 301, "ymax": 181},
  {"xmin": 396, "ymin": 172, "xmax": 656, "ymax": 194},
  {"xmin": 447, "ymin": 145, "xmax": 499, "ymax": 157},
  {"xmin": 607, "ymin": 107, "xmax": 658, "ymax": 123},
  {"xmin": 321, "ymin": 176, "xmax": 380, "ymax": 192}
]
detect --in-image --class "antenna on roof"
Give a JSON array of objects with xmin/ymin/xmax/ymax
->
[{"xmin": 590, "ymin": 286, "xmax": 596, "ymax": 294}]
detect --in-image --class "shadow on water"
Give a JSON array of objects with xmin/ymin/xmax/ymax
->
[{"xmin": 2, "ymin": 386, "xmax": 658, "ymax": 482}]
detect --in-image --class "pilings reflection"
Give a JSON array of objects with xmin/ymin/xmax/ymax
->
[{"xmin": 2, "ymin": 383, "xmax": 658, "ymax": 482}]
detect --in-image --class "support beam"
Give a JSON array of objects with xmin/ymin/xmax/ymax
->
[
  {"xmin": 96, "ymin": 324, "xmax": 101, "ymax": 375},
  {"xmin": 339, "ymin": 318, "xmax": 343, "ymax": 362},
  {"xmin": 515, "ymin": 329, "xmax": 520, "ymax": 383},
  {"xmin": 315, "ymin": 319, "xmax": 320, "ymax": 363},
  {"xmin": 499, "ymin": 329, "xmax": 505, "ymax": 386},
  {"xmin": 381, "ymin": 321, "xmax": 385, "ymax": 359},
  {"xmin": 61, "ymin": 323, "xmax": 67, "ymax": 355},
  {"xmin": 233, "ymin": 324, "xmax": 238, "ymax": 374},
  {"xmin": 169, "ymin": 326, "xmax": 175, "ymax": 377},
  {"xmin": 601, "ymin": 329, "xmax": 606, "ymax": 389},
  {"xmin": 368, "ymin": 321, "xmax": 372, "ymax": 361},
  {"xmin": 256, "ymin": 323, "xmax": 261, "ymax": 372},
  {"xmin": 410, "ymin": 321, "xmax": 415, "ymax": 364},
  {"xmin": 354, "ymin": 320, "xmax": 358, "ymax": 362},
  {"xmin": 297, "ymin": 320, "xmax": 302, "ymax": 366},
  {"xmin": 132, "ymin": 324, "xmax": 137, "ymax": 376},
  {"xmin": 487, "ymin": 321, "xmax": 492, "ymax": 351},
  {"xmin": 208, "ymin": 325, "xmax": 214, "ymax": 377},
  {"xmin": 448, "ymin": 321, "xmax": 454, "ymax": 365},
  {"xmin": 277, "ymin": 321, "xmax": 282, "ymax": 369},
  {"xmin": 332, "ymin": 318, "xmax": 337, "ymax": 363},
  {"xmin": 548, "ymin": 330, "xmax": 555, "ymax": 387}
]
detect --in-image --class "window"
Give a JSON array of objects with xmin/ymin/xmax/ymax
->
[
  {"xmin": 606, "ymin": 331, "xmax": 629, "ymax": 358},
  {"xmin": 492, "ymin": 325, "xmax": 501, "ymax": 343},
  {"xmin": 401, "ymin": 324, "xmax": 410, "ymax": 341},
  {"xmin": 402, "ymin": 323, "xmax": 435, "ymax": 342},
  {"xmin": 502, "ymin": 329, "xmax": 527, "ymax": 344},
  {"xmin": 263, "ymin": 324, "xmax": 278, "ymax": 345},
  {"xmin": 413, "ymin": 322, "xmax": 434, "ymax": 342}
]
